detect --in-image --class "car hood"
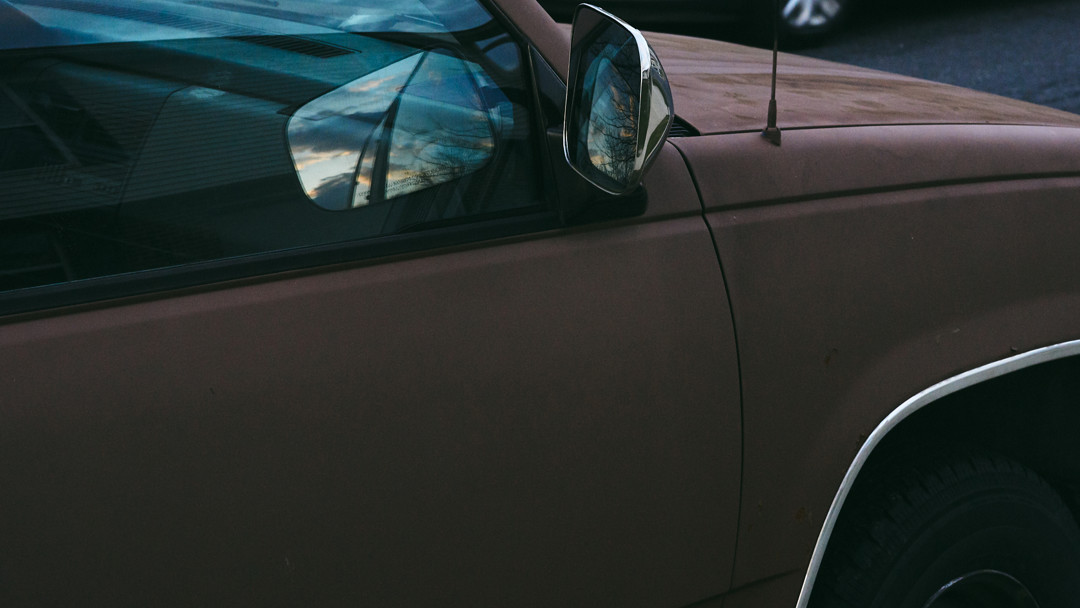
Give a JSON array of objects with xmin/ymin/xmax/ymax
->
[{"xmin": 645, "ymin": 32, "xmax": 1080, "ymax": 134}]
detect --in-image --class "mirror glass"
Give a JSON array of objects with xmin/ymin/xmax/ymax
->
[
  {"xmin": 564, "ymin": 5, "xmax": 672, "ymax": 195},
  {"xmin": 288, "ymin": 50, "xmax": 494, "ymax": 211},
  {"xmin": 577, "ymin": 23, "xmax": 640, "ymax": 190}
]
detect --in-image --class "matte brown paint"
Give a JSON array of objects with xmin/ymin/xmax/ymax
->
[
  {"xmin": 675, "ymin": 124, "xmax": 1080, "ymax": 600},
  {"xmin": 0, "ymin": 145, "xmax": 744, "ymax": 605}
]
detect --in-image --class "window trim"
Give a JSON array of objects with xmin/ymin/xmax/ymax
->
[{"xmin": 0, "ymin": 209, "xmax": 560, "ymax": 318}]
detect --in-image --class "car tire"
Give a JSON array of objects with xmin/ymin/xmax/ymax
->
[{"xmin": 811, "ymin": 449, "xmax": 1080, "ymax": 608}]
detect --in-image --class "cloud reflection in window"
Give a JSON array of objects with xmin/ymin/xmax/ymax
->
[{"xmin": 287, "ymin": 51, "xmax": 495, "ymax": 211}]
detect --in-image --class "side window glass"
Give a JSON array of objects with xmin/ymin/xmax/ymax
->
[
  {"xmin": 289, "ymin": 50, "xmax": 498, "ymax": 211},
  {"xmin": 0, "ymin": 0, "xmax": 542, "ymax": 294}
]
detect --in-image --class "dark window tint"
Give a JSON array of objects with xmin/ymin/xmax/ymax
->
[{"xmin": 0, "ymin": 0, "xmax": 542, "ymax": 293}]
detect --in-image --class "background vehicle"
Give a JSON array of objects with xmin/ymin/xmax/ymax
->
[
  {"xmin": 538, "ymin": 0, "xmax": 855, "ymax": 45},
  {"xmin": 3, "ymin": 0, "xmax": 1080, "ymax": 607}
]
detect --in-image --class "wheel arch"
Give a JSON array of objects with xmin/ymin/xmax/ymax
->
[{"xmin": 795, "ymin": 338, "xmax": 1080, "ymax": 608}]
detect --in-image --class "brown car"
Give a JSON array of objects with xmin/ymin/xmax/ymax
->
[{"xmin": 2, "ymin": 0, "xmax": 1080, "ymax": 606}]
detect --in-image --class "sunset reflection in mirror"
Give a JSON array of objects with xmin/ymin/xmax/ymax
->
[{"xmin": 288, "ymin": 51, "xmax": 495, "ymax": 211}]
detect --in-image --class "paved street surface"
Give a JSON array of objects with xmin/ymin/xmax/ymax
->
[
  {"xmin": 801, "ymin": 0, "xmax": 1080, "ymax": 115},
  {"xmin": 662, "ymin": 0, "xmax": 1080, "ymax": 116}
]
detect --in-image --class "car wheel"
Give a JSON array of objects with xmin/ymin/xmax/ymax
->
[
  {"xmin": 811, "ymin": 450, "xmax": 1080, "ymax": 608},
  {"xmin": 758, "ymin": 0, "xmax": 852, "ymax": 47}
]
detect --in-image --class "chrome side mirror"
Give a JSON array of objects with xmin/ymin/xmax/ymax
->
[{"xmin": 564, "ymin": 4, "xmax": 673, "ymax": 195}]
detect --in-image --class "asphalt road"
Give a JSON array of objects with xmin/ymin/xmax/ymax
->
[
  {"xmin": 661, "ymin": 0, "xmax": 1080, "ymax": 116},
  {"xmin": 799, "ymin": 0, "xmax": 1080, "ymax": 115}
]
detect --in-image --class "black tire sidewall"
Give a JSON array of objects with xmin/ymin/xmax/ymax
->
[
  {"xmin": 816, "ymin": 454, "xmax": 1080, "ymax": 608},
  {"xmin": 874, "ymin": 485, "xmax": 1080, "ymax": 608}
]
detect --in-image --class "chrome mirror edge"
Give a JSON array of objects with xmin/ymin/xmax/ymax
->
[{"xmin": 563, "ymin": 3, "xmax": 674, "ymax": 196}]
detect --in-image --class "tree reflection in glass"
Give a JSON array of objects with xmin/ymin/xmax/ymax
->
[
  {"xmin": 584, "ymin": 52, "xmax": 638, "ymax": 187},
  {"xmin": 569, "ymin": 19, "xmax": 643, "ymax": 193},
  {"xmin": 565, "ymin": 7, "xmax": 673, "ymax": 196},
  {"xmin": 287, "ymin": 50, "xmax": 495, "ymax": 211}
]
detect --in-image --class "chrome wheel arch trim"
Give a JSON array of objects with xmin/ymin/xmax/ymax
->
[{"xmin": 794, "ymin": 338, "xmax": 1080, "ymax": 608}]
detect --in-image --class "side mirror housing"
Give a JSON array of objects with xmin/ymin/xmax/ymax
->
[{"xmin": 564, "ymin": 4, "xmax": 674, "ymax": 196}]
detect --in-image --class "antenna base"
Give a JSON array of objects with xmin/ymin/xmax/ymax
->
[
  {"xmin": 761, "ymin": 98, "xmax": 781, "ymax": 146},
  {"xmin": 761, "ymin": 126, "xmax": 781, "ymax": 146}
]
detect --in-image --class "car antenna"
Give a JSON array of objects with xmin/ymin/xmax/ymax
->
[{"xmin": 761, "ymin": 0, "xmax": 782, "ymax": 146}]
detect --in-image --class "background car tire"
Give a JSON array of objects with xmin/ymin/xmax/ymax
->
[
  {"xmin": 756, "ymin": 0, "xmax": 853, "ymax": 47},
  {"xmin": 811, "ymin": 449, "xmax": 1080, "ymax": 608}
]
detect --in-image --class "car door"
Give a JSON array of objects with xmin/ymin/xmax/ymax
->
[{"xmin": 0, "ymin": 0, "xmax": 741, "ymax": 605}]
